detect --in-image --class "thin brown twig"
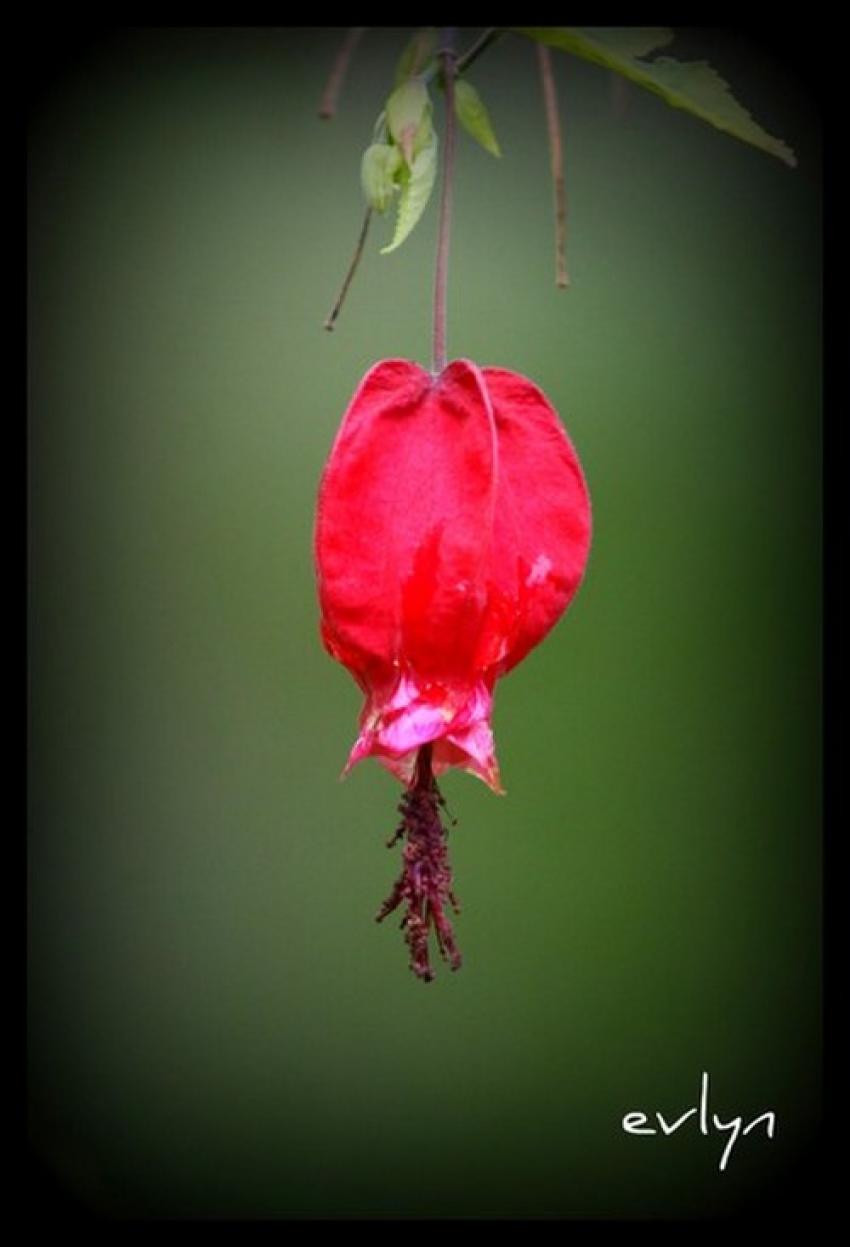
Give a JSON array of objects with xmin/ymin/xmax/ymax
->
[
  {"xmin": 423, "ymin": 27, "xmax": 504, "ymax": 85},
  {"xmin": 318, "ymin": 27, "xmax": 366, "ymax": 120},
  {"xmin": 537, "ymin": 43, "xmax": 569, "ymax": 288},
  {"xmin": 323, "ymin": 207, "xmax": 372, "ymax": 331},
  {"xmin": 455, "ymin": 27, "xmax": 502, "ymax": 77}
]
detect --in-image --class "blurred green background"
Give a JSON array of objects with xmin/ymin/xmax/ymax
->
[{"xmin": 28, "ymin": 27, "xmax": 820, "ymax": 1219}]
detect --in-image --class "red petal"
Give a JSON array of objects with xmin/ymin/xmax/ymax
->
[
  {"xmin": 315, "ymin": 359, "xmax": 498, "ymax": 685},
  {"xmin": 479, "ymin": 367, "xmax": 591, "ymax": 676}
]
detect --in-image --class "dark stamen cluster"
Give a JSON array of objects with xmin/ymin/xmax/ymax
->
[{"xmin": 375, "ymin": 744, "xmax": 461, "ymax": 982}]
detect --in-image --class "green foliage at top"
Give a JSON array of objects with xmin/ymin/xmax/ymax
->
[
  {"xmin": 357, "ymin": 49, "xmax": 443, "ymax": 257},
  {"xmin": 360, "ymin": 75, "xmax": 439, "ymax": 251},
  {"xmin": 514, "ymin": 26, "xmax": 797, "ymax": 167},
  {"xmin": 347, "ymin": 25, "xmax": 797, "ymax": 274}
]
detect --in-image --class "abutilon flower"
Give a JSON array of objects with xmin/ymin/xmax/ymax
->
[{"xmin": 315, "ymin": 358, "xmax": 591, "ymax": 980}]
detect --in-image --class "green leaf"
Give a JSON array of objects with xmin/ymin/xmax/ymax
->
[
  {"xmin": 371, "ymin": 110, "xmax": 388, "ymax": 143},
  {"xmin": 395, "ymin": 28, "xmax": 437, "ymax": 83},
  {"xmin": 577, "ymin": 27, "xmax": 673, "ymax": 59},
  {"xmin": 386, "ymin": 79, "xmax": 430, "ymax": 166},
  {"xmin": 454, "ymin": 79, "xmax": 501, "ymax": 157},
  {"xmin": 413, "ymin": 102, "xmax": 435, "ymax": 161},
  {"xmin": 361, "ymin": 143, "xmax": 402, "ymax": 213},
  {"xmin": 514, "ymin": 27, "xmax": 797, "ymax": 167},
  {"xmin": 380, "ymin": 136, "xmax": 439, "ymax": 254}
]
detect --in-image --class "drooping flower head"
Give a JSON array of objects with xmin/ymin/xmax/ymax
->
[{"xmin": 315, "ymin": 358, "xmax": 591, "ymax": 978}]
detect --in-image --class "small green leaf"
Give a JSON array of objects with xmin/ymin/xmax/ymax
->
[
  {"xmin": 371, "ymin": 110, "xmax": 388, "ymax": 143},
  {"xmin": 386, "ymin": 79, "xmax": 430, "ymax": 166},
  {"xmin": 454, "ymin": 79, "xmax": 501, "ymax": 157},
  {"xmin": 380, "ymin": 136, "xmax": 439, "ymax": 254},
  {"xmin": 514, "ymin": 27, "xmax": 797, "ymax": 167},
  {"xmin": 361, "ymin": 144, "xmax": 403, "ymax": 213},
  {"xmin": 395, "ymin": 28, "xmax": 437, "ymax": 83},
  {"xmin": 412, "ymin": 100, "xmax": 434, "ymax": 158}
]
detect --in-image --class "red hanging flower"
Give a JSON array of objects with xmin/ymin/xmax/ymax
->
[{"xmin": 315, "ymin": 358, "xmax": 591, "ymax": 979}]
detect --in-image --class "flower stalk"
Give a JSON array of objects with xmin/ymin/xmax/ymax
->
[{"xmin": 432, "ymin": 28, "xmax": 458, "ymax": 374}]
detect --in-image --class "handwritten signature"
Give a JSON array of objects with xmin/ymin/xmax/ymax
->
[{"xmin": 622, "ymin": 1071, "xmax": 776, "ymax": 1171}]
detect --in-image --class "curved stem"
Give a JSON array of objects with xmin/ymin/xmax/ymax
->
[
  {"xmin": 318, "ymin": 27, "xmax": 366, "ymax": 120},
  {"xmin": 432, "ymin": 29, "xmax": 458, "ymax": 374},
  {"xmin": 455, "ymin": 27, "xmax": 503, "ymax": 77},
  {"xmin": 323, "ymin": 207, "xmax": 372, "ymax": 331},
  {"xmin": 424, "ymin": 27, "xmax": 504, "ymax": 84}
]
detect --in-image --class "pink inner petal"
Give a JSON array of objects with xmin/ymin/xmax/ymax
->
[{"xmin": 344, "ymin": 674, "xmax": 502, "ymax": 793}]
